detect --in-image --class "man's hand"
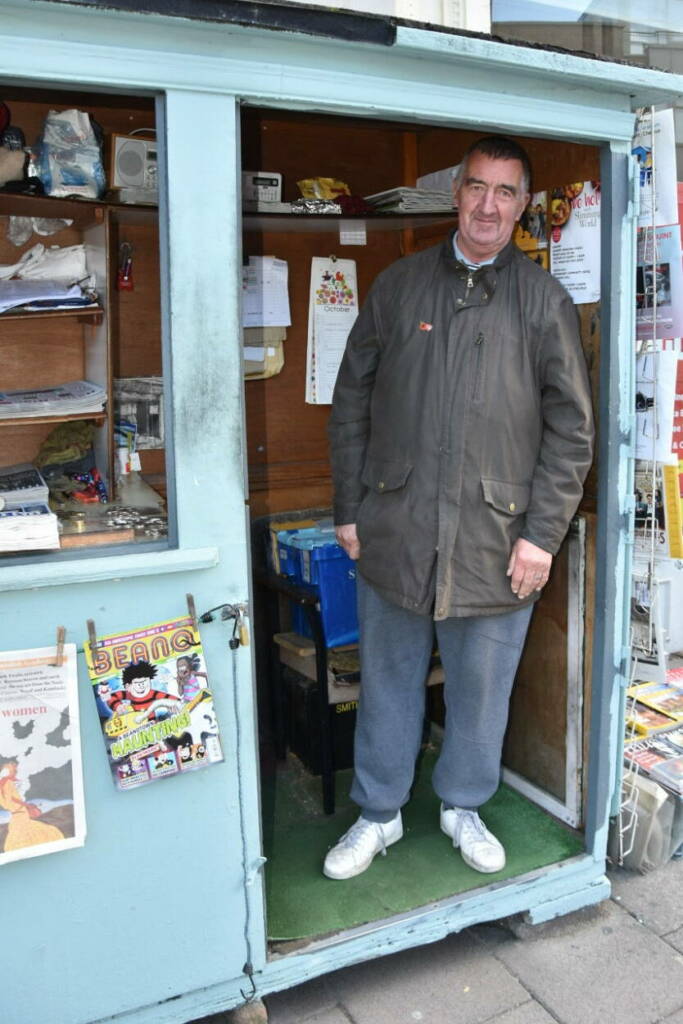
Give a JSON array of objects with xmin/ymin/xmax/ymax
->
[
  {"xmin": 506, "ymin": 537, "xmax": 552, "ymax": 600},
  {"xmin": 335, "ymin": 523, "xmax": 360, "ymax": 561}
]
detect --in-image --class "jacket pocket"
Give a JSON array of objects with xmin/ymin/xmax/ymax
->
[
  {"xmin": 361, "ymin": 456, "xmax": 413, "ymax": 494},
  {"xmin": 481, "ymin": 478, "xmax": 531, "ymax": 516}
]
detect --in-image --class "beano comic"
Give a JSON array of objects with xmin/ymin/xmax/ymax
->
[{"xmin": 85, "ymin": 615, "xmax": 223, "ymax": 791}]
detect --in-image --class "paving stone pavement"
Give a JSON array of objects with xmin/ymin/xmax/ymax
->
[{"xmin": 261, "ymin": 858, "xmax": 683, "ymax": 1024}]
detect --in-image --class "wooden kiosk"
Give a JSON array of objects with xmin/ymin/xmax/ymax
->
[{"xmin": 0, "ymin": 2, "xmax": 680, "ymax": 1021}]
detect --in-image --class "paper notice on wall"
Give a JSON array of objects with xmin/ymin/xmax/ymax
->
[
  {"xmin": 0, "ymin": 643, "xmax": 86, "ymax": 866},
  {"xmin": 242, "ymin": 256, "xmax": 291, "ymax": 327},
  {"xmin": 550, "ymin": 181, "xmax": 601, "ymax": 304},
  {"xmin": 633, "ymin": 109, "xmax": 678, "ymax": 229},
  {"xmin": 636, "ymin": 226, "xmax": 683, "ymax": 341},
  {"xmin": 306, "ymin": 258, "xmax": 358, "ymax": 404},
  {"xmin": 672, "ymin": 354, "xmax": 683, "ymax": 456}
]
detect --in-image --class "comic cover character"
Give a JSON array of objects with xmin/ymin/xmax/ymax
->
[
  {"xmin": 109, "ymin": 661, "xmax": 181, "ymax": 721},
  {"xmin": 95, "ymin": 681, "xmax": 114, "ymax": 720},
  {"xmin": 176, "ymin": 654, "xmax": 208, "ymax": 702}
]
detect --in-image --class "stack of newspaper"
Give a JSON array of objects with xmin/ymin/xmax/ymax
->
[
  {"xmin": 0, "ymin": 380, "xmax": 107, "ymax": 419},
  {"xmin": 0, "ymin": 463, "xmax": 59, "ymax": 551},
  {"xmin": 0, "ymin": 502, "xmax": 60, "ymax": 551},
  {"xmin": 364, "ymin": 187, "xmax": 454, "ymax": 213}
]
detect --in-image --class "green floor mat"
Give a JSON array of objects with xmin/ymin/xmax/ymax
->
[{"xmin": 263, "ymin": 748, "xmax": 584, "ymax": 941}]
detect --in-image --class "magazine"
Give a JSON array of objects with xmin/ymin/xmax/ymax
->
[
  {"xmin": 0, "ymin": 462, "xmax": 49, "ymax": 506},
  {"xmin": 636, "ymin": 686, "xmax": 683, "ymax": 720},
  {"xmin": 84, "ymin": 615, "xmax": 224, "ymax": 791},
  {"xmin": 624, "ymin": 735, "xmax": 680, "ymax": 774},
  {"xmin": 650, "ymin": 755, "xmax": 683, "ymax": 794},
  {"xmin": 626, "ymin": 700, "xmax": 678, "ymax": 735}
]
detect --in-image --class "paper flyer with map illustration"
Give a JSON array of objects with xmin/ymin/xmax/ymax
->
[
  {"xmin": 85, "ymin": 615, "xmax": 223, "ymax": 791},
  {"xmin": 0, "ymin": 643, "xmax": 85, "ymax": 866}
]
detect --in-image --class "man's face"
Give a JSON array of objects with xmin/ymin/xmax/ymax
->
[
  {"xmin": 127, "ymin": 675, "xmax": 152, "ymax": 699},
  {"xmin": 453, "ymin": 152, "xmax": 529, "ymax": 263}
]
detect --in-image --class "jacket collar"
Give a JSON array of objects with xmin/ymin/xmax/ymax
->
[{"xmin": 442, "ymin": 229, "xmax": 516, "ymax": 277}]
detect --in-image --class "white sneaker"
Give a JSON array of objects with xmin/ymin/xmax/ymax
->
[
  {"xmin": 440, "ymin": 804, "xmax": 506, "ymax": 873},
  {"xmin": 323, "ymin": 812, "xmax": 403, "ymax": 880}
]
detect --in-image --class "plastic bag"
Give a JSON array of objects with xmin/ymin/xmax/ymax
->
[
  {"xmin": 36, "ymin": 109, "xmax": 105, "ymax": 199},
  {"xmin": 7, "ymin": 216, "xmax": 73, "ymax": 247},
  {"xmin": 0, "ymin": 243, "xmax": 88, "ymax": 284}
]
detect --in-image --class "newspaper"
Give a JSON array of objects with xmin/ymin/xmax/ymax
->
[
  {"xmin": 0, "ymin": 502, "xmax": 60, "ymax": 552},
  {"xmin": 0, "ymin": 643, "xmax": 86, "ymax": 865},
  {"xmin": 0, "ymin": 380, "xmax": 106, "ymax": 419}
]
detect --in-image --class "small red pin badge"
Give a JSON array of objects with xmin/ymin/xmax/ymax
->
[{"xmin": 419, "ymin": 321, "xmax": 433, "ymax": 332}]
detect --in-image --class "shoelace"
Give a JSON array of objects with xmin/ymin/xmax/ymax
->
[
  {"xmin": 338, "ymin": 819, "xmax": 386, "ymax": 854},
  {"xmin": 458, "ymin": 810, "xmax": 487, "ymax": 842}
]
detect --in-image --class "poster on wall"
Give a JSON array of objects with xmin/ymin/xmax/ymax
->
[
  {"xmin": 632, "ymin": 108, "xmax": 678, "ymax": 229},
  {"xmin": 549, "ymin": 181, "xmax": 601, "ymax": 303},
  {"xmin": 85, "ymin": 616, "xmax": 224, "ymax": 791},
  {"xmin": 636, "ymin": 226, "xmax": 683, "ymax": 341},
  {"xmin": 0, "ymin": 643, "xmax": 86, "ymax": 866},
  {"xmin": 306, "ymin": 257, "xmax": 359, "ymax": 404},
  {"xmin": 514, "ymin": 191, "xmax": 548, "ymax": 269},
  {"xmin": 672, "ymin": 354, "xmax": 683, "ymax": 456}
]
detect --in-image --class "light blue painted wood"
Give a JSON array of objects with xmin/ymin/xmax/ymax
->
[
  {"xmin": 0, "ymin": 84, "xmax": 265, "ymax": 1024},
  {"xmin": 525, "ymin": 875, "xmax": 611, "ymax": 924},
  {"xmin": 0, "ymin": 546, "xmax": 219, "ymax": 591},
  {"xmin": 0, "ymin": 2, "xmax": 681, "ymax": 1021},
  {"xmin": 1, "ymin": 0, "xmax": 681, "ymax": 142}
]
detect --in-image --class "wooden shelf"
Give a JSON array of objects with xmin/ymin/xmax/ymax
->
[
  {"xmin": 0, "ymin": 192, "xmax": 106, "ymax": 227},
  {"xmin": 0, "ymin": 306, "xmax": 104, "ymax": 325},
  {"xmin": 242, "ymin": 212, "xmax": 455, "ymax": 232},
  {"xmin": 0, "ymin": 191, "xmax": 158, "ymax": 227},
  {"xmin": 0, "ymin": 411, "xmax": 106, "ymax": 427}
]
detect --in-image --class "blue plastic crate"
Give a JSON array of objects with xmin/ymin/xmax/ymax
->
[{"xmin": 277, "ymin": 527, "xmax": 358, "ymax": 647}]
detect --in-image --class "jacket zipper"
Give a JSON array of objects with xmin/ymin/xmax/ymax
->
[{"xmin": 472, "ymin": 332, "xmax": 485, "ymax": 400}]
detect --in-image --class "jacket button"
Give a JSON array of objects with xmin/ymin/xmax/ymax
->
[
  {"xmin": 437, "ymin": 607, "xmax": 445, "ymax": 616},
  {"xmin": 378, "ymin": 481, "xmax": 385, "ymax": 490},
  {"xmin": 509, "ymin": 502, "xmax": 516, "ymax": 511}
]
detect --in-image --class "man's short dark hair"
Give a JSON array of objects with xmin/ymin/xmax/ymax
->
[
  {"xmin": 122, "ymin": 660, "xmax": 157, "ymax": 686},
  {"xmin": 455, "ymin": 136, "xmax": 532, "ymax": 196}
]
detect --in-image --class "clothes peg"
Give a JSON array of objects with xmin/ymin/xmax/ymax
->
[
  {"xmin": 51, "ymin": 626, "xmax": 66, "ymax": 668},
  {"xmin": 87, "ymin": 619, "xmax": 99, "ymax": 654},
  {"xmin": 186, "ymin": 594, "xmax": 199, "ymax": 632}
]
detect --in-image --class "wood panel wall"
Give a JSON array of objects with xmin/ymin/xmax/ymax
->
[{"xmin": 242, "ymin": 110, "xmax": 601, "ymax": 517}]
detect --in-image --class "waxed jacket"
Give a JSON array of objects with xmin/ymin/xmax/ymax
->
[{"xmin": 328, "ymin": 233, "xmax": 595, "ymax": 619}]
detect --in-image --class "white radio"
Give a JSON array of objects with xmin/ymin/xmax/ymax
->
[{"xmin": 110, "ymin": 134, "xmax": 158, "ymax": 192}]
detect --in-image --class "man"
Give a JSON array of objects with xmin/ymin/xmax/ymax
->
[{"xmin": 325, "ymin": 136, "xmax": 594, "ymax": 880}]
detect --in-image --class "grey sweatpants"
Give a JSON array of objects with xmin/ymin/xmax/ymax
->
[{"xmin": 351, "ymin": 575, "xmax": 534, "ymax": 822}]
